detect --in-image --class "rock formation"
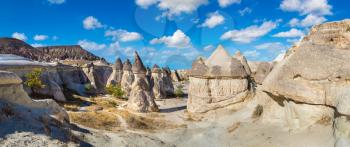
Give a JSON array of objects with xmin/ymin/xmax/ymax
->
[
  {"xmin": 248, "ymin": 62, "xmax": 273, "ymax": 85},
  {"xmin": 82, "ymin": 62, "xmax": 112, "ymax": 94},
  {"xmin": 151, "ymin": 64, "xmax": 166, "ymax": 99},
  {"xmin": 234, "ymin": 51, "xmax": 252, "ymax": 75},
  {"xmin": 37, "ymin": 45, "xmax": 104, "ymax": 61},
  {"xmin": 187, "ymin": 45, "xmax": 250, "ymax": 113},
  {"xmin": 106, "ymin": 58, "xmax": 123, "ymax": 86},
  {"xmin": 127, "ymin": 52, "xmax": 158, "ymax": 112},
  {"xmin": 162, "ymin": 67, "xmax": 174, "ymax": 96},
  {"xmin": 171, "ymin": 70, "xmax": 181, "ymax": 82},
  {"xmin": 121, "ymin": 59, "xmax": 134, "ymax": 97},
  {"xmin": 0, "ymin": 38, "xmax": 47, "ymax": 61},
  {"xmin": 261, "ymin": 19, "xmax": 350, "ymax": 146}
]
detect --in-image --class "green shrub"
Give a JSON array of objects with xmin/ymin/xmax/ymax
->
[
  {"xmin": 24, "ymin": 68, "xmax": 45, "ymax": 90},
  {"xmin": 174, "ymin": 85, "xmax": 184, "ymax": 98},
  {"xmin": 84, "ymin": 83, "xmax": 94, "ymax": 91},
  {"xmin": 106, "ymin": 85, "xmax": 125, "ymax": 98}
]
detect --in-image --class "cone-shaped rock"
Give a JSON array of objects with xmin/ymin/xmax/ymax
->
[
  {"xmin": 187, "ymin": 45, "xmax": 250, "ymax": 113},
  {"xmin": 151, "ymin": 64, "xmax": 166, "ymax": 99},
  {"xmin": 107, "ymin": 58, "xmax": 124, "ymax": 86},
  {"xmin": 127, "ymin": 52, "xmax": 158, "ymax": 112},
  {"xmin": 161, "ymin": 66, "xmax": 174, "ymax": 96},
  {"xmin": 121, "ymin": 59, "xmax": 134, "ymax": 97},
  {"xmin": 234, "ymin": 50, "xmax": 252, "ymax": 75}
]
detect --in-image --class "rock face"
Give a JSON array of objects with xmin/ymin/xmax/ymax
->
[
  {"xmin": 234, "ymin": 51, "xmax": 252, "ymax": 75},
  {"xmin": 37, "ymin": 45, "xmax": 104, "ymax": 61},
  {"xmin": 121, "ymin": 59, "xmax": 134, "ymax": 97},
  {"xmin": 187, "ymin": 45, "xmax": 250, "ymax": 113},
  {"xmin": 248, "ymin": 62, "xmax": 273, "ymax": 85},
  {"xmin": 107, "ymin": 58, "xmax": 123, "ymax": 86},
  {"xmin": 82, "ymin": 62, "xmax": 112, "ymax": 94},
  {"xmin": 151, "ymin": 64, "xmax": 166, "ymax": 99},
  {"xmin": 262, "ymin": 20, "xmax": 350, "ymax": 146},
  {"xmin": 171, "ymin": 70, "xmax": 181, "ymax": 82},
  {"xmin": 162, "ymin": 67, "xmax": 174, "ymax": 96},
  {"xmin": 127, "ymin": 52, "xmax": 158, "ymax": 112},
  {"xmin": 0, "ymin": 38, "xmax": 47, "ymax": 61}
]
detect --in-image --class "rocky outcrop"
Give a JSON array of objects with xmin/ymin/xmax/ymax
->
[
  {"xmin": 0, "ymin": 38, "xmax": 47, "ymax": 61},
  {"xmin": 187, "ymin": 45, "xmax": 250, "ymax": 113},
  {"xmin": 107, "ymin": 58, "xmax": 123, "ymax": 86},
  {"xmin": 162, "ymin": 67, "xmax": 174, "ymax": 96},
  {"xmin": 82, "ymin": 62, "xmax": 112, "ymax": 94},
  {"xmin": 37, "ymin": 45, "xmax": 104, "ymax": 61},
  {"xmin": 127, "ymin": 52, "xmax": 158, "ymax": 112},
  {"xmin": 171, "ymin": 70, "xmax": 181, "ymax": 82},
  {"xmin": 248, "ymin": 62, "xmax": 273, "ymax": 85},
  {"xmin": 261, "ymin": 19, "xmax": 350, "ymax": 146},
  {"xmin": 121, "ymin": 59, "xmax": 134, "ymax": 97},
  {"xmin": 151, "ymin": 64, "xmax": 166, "ymax": 99},
  {"xmin": 234, "ymin": 51, "xmax": 252, "ymax": 75}
]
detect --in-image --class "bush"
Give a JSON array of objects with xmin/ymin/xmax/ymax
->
[
  {"xmin": 84, "ymin": 83, "xmax": 94, "ymax": 91},
  {"xmin": 106, "ymin": 84, "xmax": 125, "ymax": 98},
  {"xmin": 174, "ymin": 85, "xmax": 184, "ymax": 98},
  {"xmin": 24, "ymin": 68, "xmax": 45, "ymax": 90}
]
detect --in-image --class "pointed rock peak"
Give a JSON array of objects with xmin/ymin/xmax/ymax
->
[
  {"xmin": 153, "ymin": 64, "xmax": 160, "ymax": 69},
  {"xmin": 205, "ymin": 45, "xmax": 232, "ymax": 67},
  {"xmin": 123, "ymin": 59, "xmax": 132, "ymax": 71},
  {"xmin": 132, "ymin": 51, "xmax": 146, "ymax": 73},
  {"xmin": 235, "ymin": 50, "xmax": 242, "ymax": 57},
  {"xmin": 115, "ymin": 58, "xmax": 123, "ymax": 70}
]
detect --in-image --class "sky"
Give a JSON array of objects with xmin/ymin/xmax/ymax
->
[{"xmin": 0, "ymin": 0, "xmax": 349, "ymax": 69}]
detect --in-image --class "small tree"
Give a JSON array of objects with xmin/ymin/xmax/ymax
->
[
  {"xmin": 106, "ymin": 84, "xmax": 125, "ymax": 98},
  {"xmin": 174, "ymin": 85, "xmax": 184, "ymax": 98},
  {"xmin": 24, "ymin": 68, "xmax": 45, "ymax": 91}
]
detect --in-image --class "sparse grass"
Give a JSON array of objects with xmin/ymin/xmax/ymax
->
[
  {"xmin": 68, "ymin": 111, "xmax": 120, "ymax": 131},
  {"xmin": 174, "ymin": 85, "xmax": 184, "ymax": 98},
  {"xmin": 316, "ymin": 115, "xmax": 332, "ymax": 126},
  {"xmin": 252, "ymin": 105, "xmax": 264, "ymax": 118},
  {"xmin": 106, "ymin": 85, "xmax": 125, "ymax": 99},
  {"xmin": 227, "ymin": 122, "xmax": 241, "ymax": 133}
]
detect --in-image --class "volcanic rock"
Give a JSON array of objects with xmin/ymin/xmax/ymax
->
[
  {"xmin": 121, "ymin": 59, "xmax": 134, "ymax": 97},
  {"xmin": 151, "ymin": 64, "xmax": 166, "ymax": 99},
  {"xmin": 107, "ymin": 58, "xmax": 123, "ymax": 86}
]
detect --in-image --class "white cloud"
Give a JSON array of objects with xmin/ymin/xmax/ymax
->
[
  {"xmin": 273, "ymin": 28, "xmax": 304, "ymax": 38},
  {"xmin": 12, "ymin": 32, "xmax": 27, "ymax": 41},
  {"xmin": 34, "ymin": 35, "xmax": 49, "ymax": 41},
  {"xmin": 238, "ymin": 7, "xmax": 252, "ymax": 16},
  {"xmin": 220, "ymin": 21, "xmax": 278, "ymax": 43},
  {"xmin": 255, "ymin": 42, "xmax": 287, "ymax": 52},
  {"xmin": 280, "ymin": 0, "xmax": 332, "ymax": 16},
  {"xmin": 83, "ymin": 16, "xmax": 103, "ymax": 30},
  {"xmin": 78, "ymin": 40, "xmax": 106, "ymax": 51},
  {"xmin": 218, "ymin": 0, "xmax": 241, "ymax": 8},
  {"xmin": 201, "ymin": 11, "xmax": 225, "ymax": 28},
  {"xmin": 150, "ymin": 30, "xmax": 191, "ymax": 49},
  {"xmin": 105, "ymin": 29, "xmax": 143, "ymax": 42},
  {"xmin": 137, "ymin": 0, "xmax": 208, "ymax": 18},
  {"xmin": 203, "ymin": 45, "xmax": 214, "ymax": 51},
  {"xmin": 48, "ymin": 0, "xmax": 65, "ymax": 4},
  {"xmin": 243, "ymin": 50, "xmax": 260, "ymax": 58},
  {"xmin": 299, "ymin": 14, "xmax": 326, "ymax": 27},
  {"xmin": 135, "ymin": 0, "xmax": 158, "ymax": 9},
  {"xmin": 31, "ymin": 43, "xmax": 46, "ymax": 47},
  {"xmin": 288, "ymin": 18, "xmax": 300, "ymax": 27}
]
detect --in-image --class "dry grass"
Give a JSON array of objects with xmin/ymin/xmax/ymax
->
[
  {"xmin": 68, "ymin": 111, "xmax": 120, "ymax": 131},
  {"xmin": 252, "ymin": 105, "xmax": 264, "ymax": 118},
  {"xmin": 227, "ymin": 122, "xmax": 241, "ymax": 133},
  {"xmin": 316, "ymin": 115, "xmax": 332, "ymax": 126}
]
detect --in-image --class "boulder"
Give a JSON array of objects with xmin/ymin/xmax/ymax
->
[
  {"xmin": 127, "ymin": 52, "xmax": 158, "ymax": 112},
  {"xmin": 261, "ymin": 19, "xmax": 350, "ymax": 145},
  {"xmin": 151, "ymin": 64, "xmax": 166, "ymax": 99},
  {"xmin": 106, "ymin": 58, "xmax": 123, "ymax": 86},
  {"xmin": 121, "ymin": 59, "xmax": 134, "ymax": 97},
  {"xmin": 187, "ymin": 45, "xmax": 250, "ymax": 113}
]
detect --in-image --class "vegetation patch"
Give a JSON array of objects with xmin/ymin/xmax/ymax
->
[
  {"xmin": 252, "ymin": 105, "xmax": 264, "ymax": 118},
  {"xmin": 106, "ymin": 85, "xmax": 125, "ymax": 99},
  {"xmin": 68, "ymin": 111, "xmax": 120, "ymax": 131},
  {"xmin": 174, "ymin": 85, "xmax": 185, "ymax": 98}
]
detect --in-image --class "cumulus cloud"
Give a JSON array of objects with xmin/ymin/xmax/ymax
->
[
  {"xmin": 255, "ymin": 42, "xmax": 287, "ymax": 51},
  {"xmin": 280, "ymin": 0, "xmax": 332, "ymax": 16},
  {"xmin": 288, "ymin": 18, "xmax": 300, "ymax": 27},
  {"xmin": 150, "ymin": 30, "xmax": 191, "ymax": 49},
  {"xmin": 218, "ymin": 0, "xmax": 241, "ymax": 8},
  {"xmin": 12, "ymin": 32, "xmax": 27, "ymax": 41},
  {"xmin": 201, "ymin": 11, "xmax": 225, "ymax": 28},
  {"xmin": 220, "ymin": 21, "xmax": 278, "ymax": 43},
  {"xmin": 83, "ymin": 16, "xmax": 103, "ymax": 30},
  {"xmin": 243, "ymin": 50, "xmax": 260, "ymax": 58},
  {"xmin": 288, "ymin": 14, "xmax": 326, "ymax": 27},
  {"xmin": 48, "ymin": 0, "xmax": 65, "ymax": 4},
  {"xmin": 135, "ymin": 0, "xmax": 158, "ymax": 9},
  {"xmin": 78, "ymin": 40, "xmax": 106, "ymax": 51},
  {"xmin": 238, "ymin": 7, "xmax": 252, "ymax": 16},
  {"xmin": 273, "ymin": 28, "xmax": 304, "ymax": 38},
  {"xmin": 105, "ymin": 29, "xmax": 143, "ymax": 42},
  {"xmin": 136, "ymin": 0, "xmax": 208, "ymax": 18},
  {"xmin": 203, "ymin": 45, "xmax": 214, "ymax": 51},
  {"xmin": 34, "ymin": 35, "xmax": 49, "ymax": 41},
  {"xmin": 31, "ymin": 43, "xmax": 46, "ymax": 47}
]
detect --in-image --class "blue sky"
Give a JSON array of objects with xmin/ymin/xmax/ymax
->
[{"xmin": 0, "ymin": 0, "xmax": 349, "ymax": 69}]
